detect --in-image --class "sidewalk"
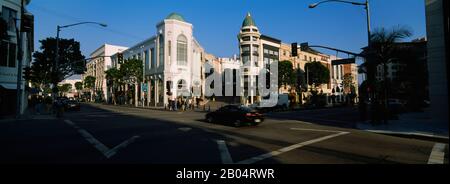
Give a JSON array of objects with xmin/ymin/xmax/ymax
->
[
  {"xmin": 0, "ymin": 107, "xmax": 56, "ymax": 123},
  {"xmin": 91, "ymin": 102, "xmax": 213, "ymax": 113},
  {"xmin": 357, "ymin": 110, "xmax": 449, "ymax": 139}
]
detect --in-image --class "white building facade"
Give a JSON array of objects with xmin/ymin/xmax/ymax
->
[
  {"xmin": 238, "ymin": 13, "xmax": 281, "ymax": 105},
  {"xmin": 111, "ymin": 13, "xmax": 205, "ymax": 107},
  {"xmin": 83, "ymin": 44, "xmax": 128, "ymax": 101},
  {"xmin": 0, "ymin": 0, "xmax": 33, "ymax": 116}
]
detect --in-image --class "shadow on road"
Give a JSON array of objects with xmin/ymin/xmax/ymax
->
[
  {"xmin": 0, "ymin": 103, "xmax": 282, "ymax": 164},
  {"xmin": 265, "ymin": 107, "xmax": 361, "ymax": 129}
]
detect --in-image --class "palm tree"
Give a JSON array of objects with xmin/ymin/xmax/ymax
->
[
  {"xmin": 84, "ymin": 76, "xmax": 96, "ymax": 102},
  {"xmin": 119, "ymin": 59, "xmax": 143, "ymax": 107},
  {"xmin": 75, "ymin": 82, "xmax": 83, "ymax": 99},
  {"xmin": 105, "ymin": 68, "xmax": 123, "ymax": 105},
  {"xmin": 361, "ymin": 25, "xmax": 412, "ymax": 122}
]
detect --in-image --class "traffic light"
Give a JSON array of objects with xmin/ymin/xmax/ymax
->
[
  {"xmin": 21, "ymin": 12, "xmax": 34, "ymax": 33},
  {"xmin": 291, "ymin": 43, "xmax": 298, "ymax": 57},
  {"xmin": 117, "ymin": 53, "xmax": 124, "ymax": 64},
  {"xmin": 300, "ymin": 42, "xmax": 309, "ymax": 51},
  {"xmin": 22, "ymin": 67, "xmax": 32, "ymax": 81}
]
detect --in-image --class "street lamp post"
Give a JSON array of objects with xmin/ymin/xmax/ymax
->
[
  {"xmin": 309, "ymin": 0, "xmax": 371, "ymax": 46},
  {"xmin": 53, "ymin": 22, "xmax": 107, "ymax": 101},
  {"xmin": 309, "ymin": 0, "xmax": 372, "ymax": 118}
]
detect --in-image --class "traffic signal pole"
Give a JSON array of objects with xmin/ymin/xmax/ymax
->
[{"xmin": 15, "ymin": 0, "xmax": 24, "ymax": 118}]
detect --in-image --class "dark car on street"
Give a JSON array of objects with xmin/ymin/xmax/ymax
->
[
  {"xmin": 205, "ymin": 105, "xmax": 264, "ymax": 127},
  {"xmin": 65, "ymin": 100, "xmax": 81, "ymax": 111}
]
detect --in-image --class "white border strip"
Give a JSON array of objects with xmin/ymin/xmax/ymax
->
[
  {"xmin": 217, "ymin": 140, "xmax": 233, "ymax": 164},
  {"xmin": 428, "ymin": 143, "xmax": 446, "ymax": 164}
]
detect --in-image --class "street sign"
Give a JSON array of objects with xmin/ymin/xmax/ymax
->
[
  {"xmin": 332, "ymin": 58, "xmax": 356, "ymax": 65},
  {"xmin": 142, "ymin": 83, "xmax": 148, "ymax": 92}
]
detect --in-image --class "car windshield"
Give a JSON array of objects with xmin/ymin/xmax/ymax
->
[{"xmin": 239, "ymin": 106, "xmax": 254, "ymax": 112}]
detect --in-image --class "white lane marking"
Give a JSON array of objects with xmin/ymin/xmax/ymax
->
[
  {"xmin": 217, "ymin": 140, "xmax": 233, "ymax": 164},
  {"xmin": 64, "ymin": 119, "xmax": 140, "ymax": 158},
  {"xmin": 290, "ymin": 128, "xmax": 348, "ymax": 133},
  {"xmin": 236, "ymin": 130, "xmax": 349, "ymax": 164},
  {"xmin": 178, "ymin": 127, "xmax": 192, "ymax": 132},
  {"xmin": 428, "ymin": 143, "xmax": 446, "ymax": 164},
  {"xmin": 105, "ymin": 136, "xmax": 140, "ymax": 158}
]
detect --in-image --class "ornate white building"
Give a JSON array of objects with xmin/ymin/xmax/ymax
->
[
  {"xmin": 238, "ymin": 13, "xmax": 281, "ymax": 105},
  {"xmin": 111, "ymin": 13, "xmax": 206, "ymax": 107}
]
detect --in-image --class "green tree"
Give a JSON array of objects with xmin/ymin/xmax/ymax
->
[
  {"xmin": 120, "ymin": 59, "xmax": 143, "ymax": 82},
  {"xmin": 119, "ymin": 59, "xmax": 143, "ymax": 106},
  {"xmin": 84, "ymin": 76, "xmax": 96, "ymax": 101},
  {"xmin": 342, "ymin": 73, "xmax": 354, "ymax": 94},
  {"xmin": 75, "ymin": 81, "xmax": 83, "ymax": 98},
  {"xmin": 84, "ymin": 76, "xmax": 96, "ymax": 89},
  {"xmin": 305, "ymin": 62, "xmax": 330, "ymax": 89},
  {"xmin": 31, "ymin": 38, "xmax": 85, "ymax": 92},
  {"xmin": 278, "ymin": 61, "xmax": 296, "ymax": 91},
  {"xmin": 58, "ymin": 83, "xmax": 72, "ymax": 96},
  {"xmin": 105, "ymin": 67, "xmax": 124, "ymax": 104},
  {"xmin": 362, "ymin": 26, "xmax": 412, "ymax": 117},
  {"xmin": 42, "ymin": 84, "xmax": 53, "ymax": 96},
  {"xmin": 75, "ymin": 81, "xmax": 83, "ymax": 91},
  {"xmin": 296, "ymin": 68, "xmax": 306, "ymax": 92}
]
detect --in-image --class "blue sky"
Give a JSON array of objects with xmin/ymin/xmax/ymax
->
[{"xmin": 29, "ymin": 0, "xmax": 426, "ymax": 60}]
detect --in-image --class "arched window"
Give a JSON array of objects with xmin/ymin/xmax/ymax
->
[
  {"xmin": 177, "ymin": 34, "xmax": 188, "ymax": 66},
  {"xmin": 177, "ymin": 79, "xmax": 187, "ymax": 90}
]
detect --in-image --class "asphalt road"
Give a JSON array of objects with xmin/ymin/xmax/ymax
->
[{"xmin": 1, "ymin": 103, "xmax": 447, "ymax": 164}]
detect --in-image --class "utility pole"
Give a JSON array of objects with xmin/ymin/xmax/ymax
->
[
  {"xmin": 53, "ymin": 25, "xmax": 61, "ymax": 102},
  {"xmin": 15, "ymin": 0, "xmax": 24, "ymax": 118}
]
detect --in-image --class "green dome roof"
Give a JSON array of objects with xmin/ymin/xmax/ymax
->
[
  {"xmin": 242, "ymin": 12, "xmax": 256, "ymax": 27},
  {"xmin": 166, "ymin": 13, "xmax": 186, "ymax": 22}
]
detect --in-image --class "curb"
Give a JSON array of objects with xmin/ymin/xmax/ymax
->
[
  {"xmin": 86, "ymin": 103, "xmax": 211, "ymax": 113},
  {"xmin": 363, "ymin": 129, "xmax": 449, "ymax": 142}
]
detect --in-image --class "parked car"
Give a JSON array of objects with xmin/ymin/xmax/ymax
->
[
  {"xmin": 65, "ymin": 100, "xmax": 81, "ymax": 111},
  {"xmin": 57, "ymin": 97, "xmax": 69, "ymax": 107},
  {"xmin": 250, "ymin": 93, "xmax": 290, "ymax": 112},
  {"xmin": 205, "ymin": 105, "xmax": 264, "ymax": 127}
]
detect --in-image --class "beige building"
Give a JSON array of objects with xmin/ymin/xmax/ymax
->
[
  {"xmin": 237, "ymin": 13, "xmax": 358, "ymax": 105},
  {"xmin": 279, "ymin": 43, "xmax": 333, "ymax": 93},
  {"xmin": 83, "ymin": 44, "xmax": 128, "ymax": 101},
  {"xmin": 58, "ymin": 79, "xmax": 82, "ymax": 98}
]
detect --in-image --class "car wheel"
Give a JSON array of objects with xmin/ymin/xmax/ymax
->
[{"xmin": 207, "ymin": 116, "xmax": 214, "ymax": 123}]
